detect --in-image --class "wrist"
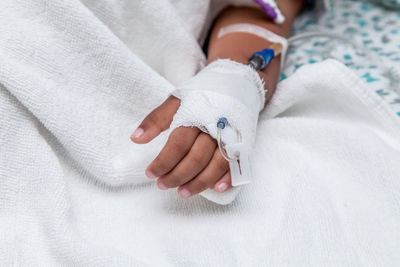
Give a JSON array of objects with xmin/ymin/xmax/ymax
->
[
  {"xmin": 206, "ymin": 46, "xmax": 281, "ymax": 104},
  {"xmin": 206, "ymin": 7, "xmax": 294, "ymax": 104}
]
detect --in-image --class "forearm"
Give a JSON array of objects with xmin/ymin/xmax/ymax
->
[{"xmin": 206, "ymin": 2, "xmax": 304, "ymax": 103}]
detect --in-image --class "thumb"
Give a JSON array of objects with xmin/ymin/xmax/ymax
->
[{"xmin": 131, "ymin": 95, "xmax": 180, "ymax": 144}]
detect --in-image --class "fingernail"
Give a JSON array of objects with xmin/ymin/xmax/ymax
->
[
  {"xmin": 157, "ymin": 180, "xmax": 168, "ymax": 190},
  {"xmin": 131, "ymin": 128, "xmax": 144, "ymax": 139},
  {"xmin": 145, "ymin": 169, "xmax": 157, "ymax": 179},
  {"xmin": 179, "ymin": 188, "xmax": 191, "ymax": 198},
  {"xmin": 217, "ymin": 182, "xmax": 228, "ymax": 193}
]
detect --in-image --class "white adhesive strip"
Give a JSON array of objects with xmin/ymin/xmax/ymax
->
[{"xmin": 217, "ymin": 23, "xmax": 289, "ymax": 70}]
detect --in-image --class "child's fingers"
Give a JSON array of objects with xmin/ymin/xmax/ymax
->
[
  {"xmin": 177, "ymin": 148, "xmax": 229, "ymax": 198},
  {"xmin": 157, "ymin": 133, "xmax": 216, "ymax": 189},
  {"xmin": 146, "ymin": 126, "xmax": 200, "ymax": 180},
  {"xmin": 214, "ymin": 171, "xmax": 232, "ymax": 193},
  {"xmin": 130, "ymin": 95, "xmax": 180, "ymax": 144}
]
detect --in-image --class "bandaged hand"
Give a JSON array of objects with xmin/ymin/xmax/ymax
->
[
  {"xmin": 131, "ymin": 59, "xmax": 266, "ymax": 204},
  {"xmin": 130, "ymin": 95, "xmax": 234, "ymax": 198},
  {"xmin": 130, "ymin": 4, "xmax": 302, "ymax": 203}
]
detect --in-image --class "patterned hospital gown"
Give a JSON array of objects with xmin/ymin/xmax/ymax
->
[{"xmin": 282, "ymin": 0, "xmax": 400, "ymax": 116}]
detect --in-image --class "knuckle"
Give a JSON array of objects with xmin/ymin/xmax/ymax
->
[
  {"xmin": 189, "ymin": 152, "xmax": 206, "ymax": 166},
  {"xmin": 169, "ymin": 136, "xmax": 189, "ymax": 154},
  {"xmin": 162, "ymin": 175, "xmax": 184, "ymax": 188},
  {"xmin": 215, "ymin": 153, "xmax": 229, "ymax": 172},
  {"xmin": 203, "ymin": 133, "xmax": 216, "ymax": 145},
  {"xmin": 169, "ymin": 128, "xmax": 184, "ymax": 139},
  {"xmin": 193, "ymin": 178, "xmax": 210, "ymax": 192},
  {"xmin": 147, "ymin": 113, "xmax": 164, "ymax": 131},
  {"xmin": 151, "ymin": 160, "xmax": 170, "ymax": 175}
]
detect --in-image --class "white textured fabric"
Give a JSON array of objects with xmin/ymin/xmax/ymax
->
[
  {"xmin": 170, "ymin": 59, "xmax": 265, "ymax": 204},
  {"xmin": 1, "ymin": 0, "xmax": 400, "ymax": 266}
]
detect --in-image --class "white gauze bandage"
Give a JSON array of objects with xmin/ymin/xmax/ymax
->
[
  {"xmin": 170, "ymin": 59, "xmax": 265, "ymax": 203},
  {"xmin": 169, "ymin": 24, "xmax": 288, "ymax": 204}
]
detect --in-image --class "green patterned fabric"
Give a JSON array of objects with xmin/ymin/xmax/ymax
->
[
  {"xmin": 369, "ymin": 0, "xmax": 400, "ymax": 8},
  {"xmin": 284, "ymin": 0, "xmax": 400, "ymax": 117}
]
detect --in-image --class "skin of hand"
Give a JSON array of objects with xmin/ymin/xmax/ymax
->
[
  {"xmin": 131, "ymin": 2, "xmax": 304, "ymax": 199},
  {"xmin": 131, "ymin": 95, "xmax": 232, "ymax": 199}
]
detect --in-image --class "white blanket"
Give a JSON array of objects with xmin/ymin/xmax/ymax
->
[{"xmin": 1, "ymin": 1, "xmax": 400, "ymax": 266}]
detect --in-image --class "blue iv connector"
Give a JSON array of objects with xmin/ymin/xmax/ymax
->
[
  {"xmin": 248, "ymin": 48, "xmax": 275, "ymax": 70},
  {"xmin": 217, "ymin": 117, "xmax": 228, "ymax": 129}
]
